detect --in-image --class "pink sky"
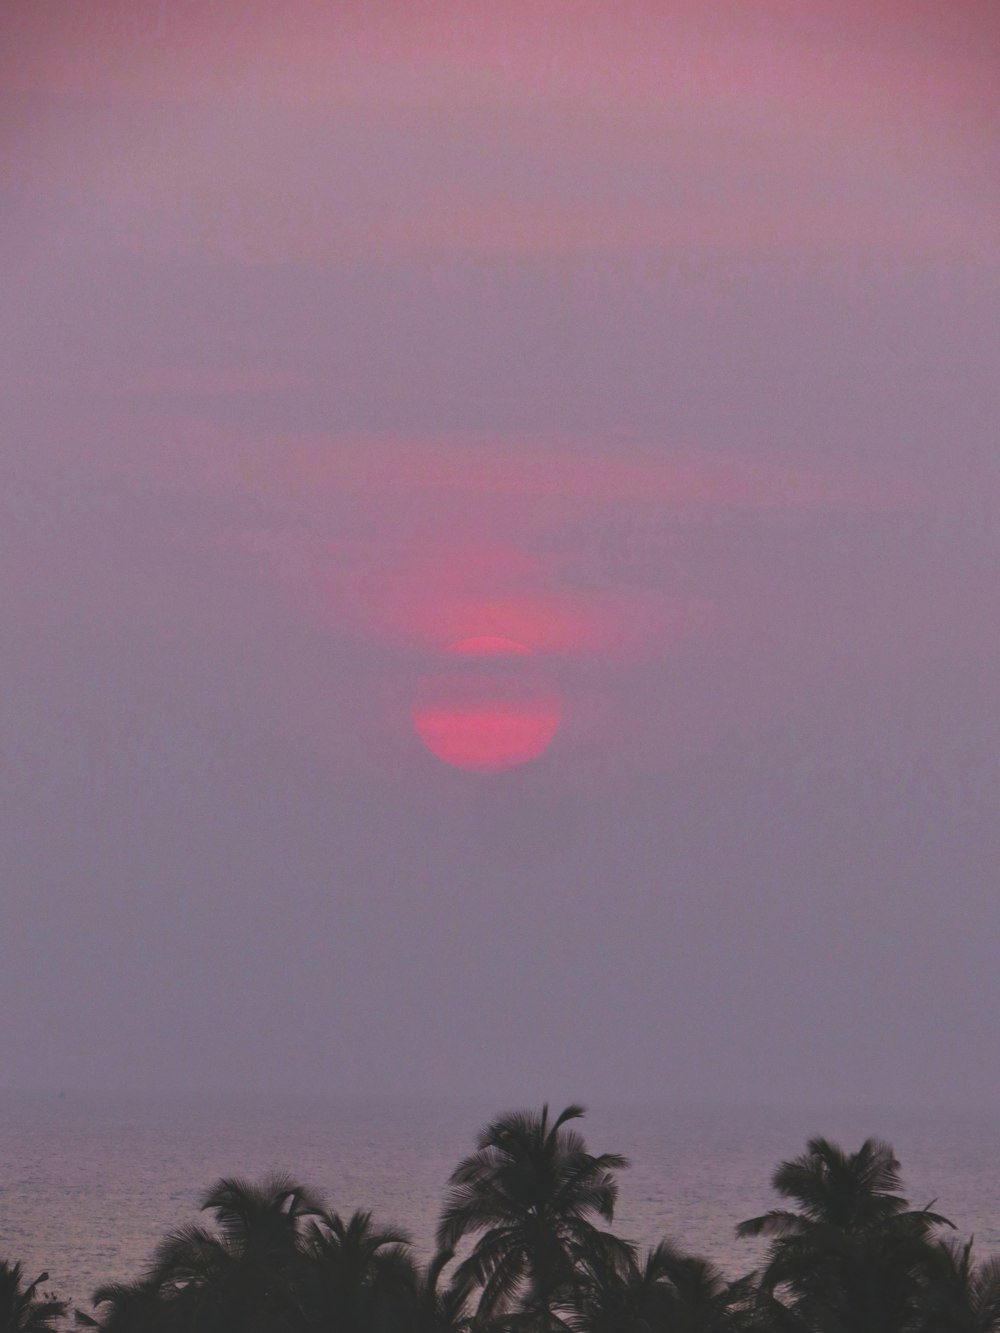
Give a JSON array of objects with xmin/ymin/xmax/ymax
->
[{"xmin": 1, "ymin": 2, "xmax": 999, "ymax": 1110}]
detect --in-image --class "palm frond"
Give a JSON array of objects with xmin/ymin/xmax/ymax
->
[{"xmin": 736, "ymin": 1209, "xmax": 808, "ymax": 1239}]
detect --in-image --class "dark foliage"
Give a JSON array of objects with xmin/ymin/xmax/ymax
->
[
  {"xmin": 737, "ymin": 1136, "xmax": 960, "ymax": 1332},
  {"xmin": 0, "ymin": 1262, "xmax": 66, "ymax": 1333},
  {"xmin": 438, "ymin": 1103, "xmax": 633, "ymax": 1327}
]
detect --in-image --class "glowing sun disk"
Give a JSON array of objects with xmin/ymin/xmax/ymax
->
[{"xmin": 412, "ymin": 637, "xmax": 561, "ymax": 772}]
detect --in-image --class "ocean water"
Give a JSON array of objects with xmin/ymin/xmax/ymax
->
[{"xmin": 3, "ymin": 1094, "xmax": 1000, "ymax": 1316}]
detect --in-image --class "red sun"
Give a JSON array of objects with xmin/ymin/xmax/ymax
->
[{"xmin": 412, "ymin": 636, "xmax": 561, "ymax": 772}]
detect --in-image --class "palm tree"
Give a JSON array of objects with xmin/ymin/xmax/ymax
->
[
  {"xmin": 653, "ymin": 1250, "xmax": 758, "ymax": 1333},
  {"xmin": 0, "ymin": 1262, "xmax": 65, "ymax": 1333},
  {"xmin": 80, "ymin": 1278, "xmax": 182, "ymax": 1332},
  {"xmin": 412, "ymin": 1249, "xmax": 473, "ymax": 1333},
  {"xmin": 299, "ymin": 1208, "xmax": 418, "ymax": 1332},
  {"xmin": 919, "ymin": 1238, "xmax": 1000, "ymax": 1332},
  {"xmin": 437, "ymin": 1103, "xmax": 633, "ymax": 1330},
  {"xmin": 737, "ymin": 1137, "xmax": 953, "ymax": 1333},
  {"xmin": 579, "ymin": 1240, "xmax": 757, "ymax": 1333},
  {"xmin": 577, "ymin": 1241, "xmax": 669, "ymax": 1333},
  {"xmin": 145, "ymin": 1173, "xmax": 324, "ymax": 1332}
]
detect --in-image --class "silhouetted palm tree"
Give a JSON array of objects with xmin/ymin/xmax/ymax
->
[
  {"xmin": 737, "ymin": 1137, "xmax": 953, "ymax": 1333},
  {"xmin": 300, "ymin": 1208, "xmax": 419, "ymax": 1333},
  {"xmin": 919, "ymin": 1238, "xmax": 1000, "ymax": 1332},
  {"xmin": 147, "ymin": 1173, "xmax": 323, "ymax": 1332},
  {"xmin": 579, "ymin": 1239, "xmax": 757, "ymax": 1333},
  {"xmin": 654, "ymin": 1249, "xmax": 758, "ymax": 1332},
  {"xmin": 80, "ymin": 1278, "xmax": 183, "ymax": 1332},
  {"xmin": 412, "ymin": 1249, "xmax": 473, "ymax": 1333},
  {"xmin": 437, "ymin": 1104, "xmax": 633, "ymax": 1330},
  {"xmin": 0, "ymin": 1263, "xmax": 65, "ymax": 1333}
]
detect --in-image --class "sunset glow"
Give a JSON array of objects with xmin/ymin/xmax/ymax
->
[
  {"xmin": 3, "ymin": 0, "xmax": 999, "ymax": 1134},
  {"xmin": 412, "ymin": 638, "xmax": 561, "ymax": 772},
  {"xmin": 412, "ymin": 702, "xmax": 561, "ymax": 773}
]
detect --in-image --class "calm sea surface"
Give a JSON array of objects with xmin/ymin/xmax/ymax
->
[{"xmin": 3, "ymin": 1095, "xmax": 1000, "ymax": 1315}]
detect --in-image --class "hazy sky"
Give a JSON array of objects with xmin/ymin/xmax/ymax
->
[{"xmin": 2, "ymin": 1, "xmax": 998, "ymax": 1110}]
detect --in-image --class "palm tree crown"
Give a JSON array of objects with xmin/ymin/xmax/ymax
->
[
  {"xmin": 579, "ymin": 1239, "xmax": 755, "ymax": 1333},
  {"xmin": 437, "ymin": 1103, "xmax": 633, "ymax": 1326},
  {"xmin": 737, "ymin": 1137, "xmax": 954, "ymax": 1333},
  {"xmin": 0, "ymin": 1261, "xmax": 66, "ymax": 1333},
  {"xmin": 739, "ymin": 1137, "xmax": 915, "ymax": 1239},
  {"xmin": 145, "ymin": 1173, "xmax": 324, "ymax": 1332},
  {"xmin": 921, "ymin": 1238, "xmax": 1000, "ymax": 1332},
  {"xmin": 300, "ymin": 1207, "xmax": 418, "ymax": 1331}
]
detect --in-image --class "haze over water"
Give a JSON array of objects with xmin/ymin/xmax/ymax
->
[{"xmin": 3, "ymin": 1095, "xmax": 1000, "ymax": 1313}]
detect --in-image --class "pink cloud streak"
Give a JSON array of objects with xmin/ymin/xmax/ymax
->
[{"xmin": 4, "ymin": 2, "xmax": 995, "ymax": 266}]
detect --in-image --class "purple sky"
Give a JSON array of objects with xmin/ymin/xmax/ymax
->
[{"xmin": 2, "ymin": 1, "xmax": 999, "ymax": 1110}]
